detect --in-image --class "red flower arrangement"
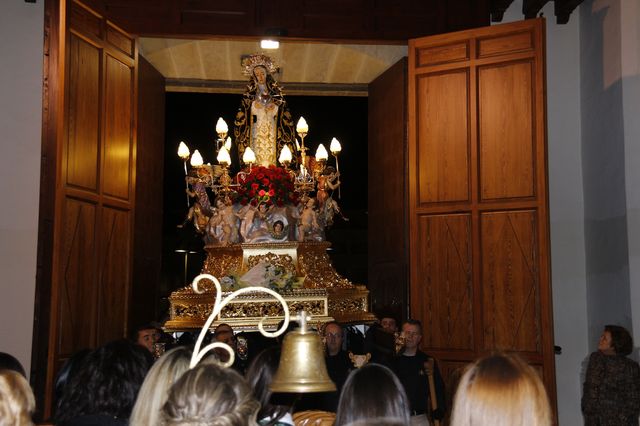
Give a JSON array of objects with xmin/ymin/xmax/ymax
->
[{"xmin": 236, "ymin": 166, "xmax": 297, "ymax": 207}]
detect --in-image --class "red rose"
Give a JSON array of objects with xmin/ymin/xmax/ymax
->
[
  {"xmin": 251, "ymin": 183, "xmax": 259, "ymax": 190},
  {"xmin": 258, "ymin": 189, "xmax": 266, "ymax": 197},
  {"xmin": 262, "ymin": 178, "xmax": 270, "ymax": 186},
  {"xmin": 249, "ymin": 190, "xmax": 255, "ymax": 197},
  {"xmin": 268, "ymin": 189, "xmax": 275, "ymax": 196}
]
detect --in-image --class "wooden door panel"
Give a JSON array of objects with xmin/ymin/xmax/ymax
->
[
  {"xmin": 414, "ymin": 214, "xmax": 473, "ymax": 351},
  {"xmin": 97, "ymin": 206, "xmax": 131, "ymax": 342},
  {"xmin": 417, "ymin": 70, "xmax": 470, "ymax": 204},
  {"xmin": 66, "ymin": 34, "xmax": 101, "ymax": 191},
  {"xmin": 409, "ymin": 19, "xmax": 555, "ymax": 412},
  {"xmin": 34, "ymin": 1, "xmax": 138, "ymax": 418},
  {"xmin": 481, "ymin": 210, "xmax": 540, "ymax": 353},
  {"xmin": 479, "ymin": 61, "xmax": 535, "ymax": 200},
  {"xmin": 103, "ymin": 54, "xmax": 133, "ymax": 200},
  {"xmin": 58, "ymin": 197, "xmax": 97, "ymax": 355},
  {"xmin": 367, "ymin": 58, "xmax": 408, "ymax": 318}
]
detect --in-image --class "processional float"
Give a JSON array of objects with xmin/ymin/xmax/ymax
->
[{"xmin": 165, "ymin": 54, "xmax": 375, "ymax": 333}]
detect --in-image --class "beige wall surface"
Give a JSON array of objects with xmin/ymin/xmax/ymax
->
[{"xmin": 0, "ymin": 1, "xmax": 43, "ymax": 376}]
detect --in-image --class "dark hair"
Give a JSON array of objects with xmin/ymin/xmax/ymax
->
[
  {"xmin": 55, "ymin": 339, "xmax": 153, "ymax": 423},
  {"xmin": 245, "ymin": 347, "xmax": 294, "ymax": 425},
  {"xmin": 130, "ymin": 323, "xmax": 159, "ymax": 342},
  {"xmin": 53, "ymin": 348, "xmax": 91, "ymax": 414},
  {"xmin": 402, "ymin": 319, "xmax": 423, "ymax": 334},
  {"xmin": 335, "ymin": 363, "xmax": 410, "ymax": 426},
  {"xmin": 605, "ymin": 324, "xmax": 634, "ymax": 356},
  {"xmin": 0, "ymin": 352, "xmax": 26, "ymax": 377}
]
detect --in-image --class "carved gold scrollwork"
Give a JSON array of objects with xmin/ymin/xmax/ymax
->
[{"xmin": 247, "ymin": 252, "xmax": 297, "ymax": 275}]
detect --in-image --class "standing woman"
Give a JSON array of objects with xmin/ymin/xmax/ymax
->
[{"xmin": 582, "ymin": 325, "xmax": 640, "ymax": 425}]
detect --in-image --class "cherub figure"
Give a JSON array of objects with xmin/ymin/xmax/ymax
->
[
  {"xmin": 316, "ymin": 166, "xmax": 340, "ymax": 208},
  {"xmin": 207, "ymin": 197, "xmax": 239, "ymax": 245},
  {"xmin": 297, "ymin": 198, "xmax": 323, "ymax": 242}
]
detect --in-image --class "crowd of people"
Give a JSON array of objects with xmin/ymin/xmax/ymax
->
[{"xmin": 1, "ymin": 320, "xmax": 638, "ymax": 425}]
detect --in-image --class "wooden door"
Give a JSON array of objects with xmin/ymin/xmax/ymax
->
[
  {"xmin": 408, "ymin": 18, "xmax": 556, "ymax": 409},
  {"xmin": 368, "ymin": 58, "xmax": 408, "ymax": 321},
  {"xmin": 33, "ymin": 0, "xmax": 139, "ymax": 418}
]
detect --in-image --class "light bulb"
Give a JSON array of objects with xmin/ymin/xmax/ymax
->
[
  {"xmin": 216, "ymin": 117, "xmax": 228, "ymax": 135},
  {"xmin": 330, "ymin": 137, "xmax": 342, "ymax": 154},
  {"xmin": 243, "ymin": 147, "xmax": 256, "ymax": 164},
  {"xmin": 217, "ymin": 146, "xmax": 231, "ymax": 166},
  {"xmin": 279, "ymin": 145, "xmax": 292, "ymax": 164},
  {"xmin": 178, "ymin": 141, "xmax": 190, "ymax": 159},
  {"xmin": 315, "ymin": 144, "xmax": 329, "ymax": 161},
  {"xmin": 224, "ymin": 136, "xmax": 232, "ymax": 151},
  {"xmin": 190, "ymin": 150, "xmax": 203, "ymax": 167},
  {"xmin": 296, "ymin": 117, "xmax": 308, "ymax": 134}
]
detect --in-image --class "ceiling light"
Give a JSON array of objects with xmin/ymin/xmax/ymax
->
[{"xmin": 261, "ymin": 39, "xmax": 280, "ymax": 49}]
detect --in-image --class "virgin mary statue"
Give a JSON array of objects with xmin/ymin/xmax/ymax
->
[{"xmin": 234, "ymin": 54, "xmax": 296, "ymax": 167}]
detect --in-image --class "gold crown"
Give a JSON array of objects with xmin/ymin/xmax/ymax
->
[{"xmin": 242, "ymin": 53, "xmax": 278, "ymax": 76}]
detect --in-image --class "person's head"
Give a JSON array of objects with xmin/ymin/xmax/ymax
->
[
  {"xmin": 130, "ymin": 346, "xmax": 195, "ymax": 426},
  {"xmin": 53, "ymin": 349, "xmax": 91, "ymax": 413},
  {"xmin": 133, "ymin": 323, "xmax": 161, "ymax": 353},
  {"xmin": 245, "ymin": 347, "xmax": 294, "ymax": 425},
  {"xmin": 162, "ymin": 363, "xmax": 259, "ymax": 426},
  {"xmin": 401, "ymin": 320, "xmax": 423, "ymax": 354},
  {"xmin": 0, "ymin": 370, "xmax": 35, "ymax": 426},
  {"xmin": 306, "ymin": 198, "xmax": 315, "ymax": 208},
  {"xmin": 324, "ymin": 322, "xmax": 344, "ymax": 356},
  {"xmin": 450, "ymin": 353, "xmax": 551, "ymax": 426},
  {"xmin": 334, "ymin": 363, "xmax": 409, "ymax": 426},
  {"xmin": 323, "ymin": 166, "xmax": 336, "ymax": 176},
  {"xmin": 55, "ymin": 339, "xmax": 153, "ymax": 423},
  {"xmin": 600, "ymin": 324, "xmax": 634, "ymax": 355},
  {"xmin": 0, "ymin": 352, "xmax": 26, "ymax": 377},
  {"xmin": 273, "ymin": 220, "xmax": 284, "ymax": 233},
  {"xmin": 380, "ymin": 317, "xmax": 398, "ymax": 334},
  {"xmin": 214, "ymin": 323, "xmax": 237, "ymax": 362},
  {"xmin": 253, "ymin": 65, "xmax": 268, "ymax": 85}
]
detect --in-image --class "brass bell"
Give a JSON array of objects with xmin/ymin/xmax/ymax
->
[{"xmin": 270, "ymin": 311, "xmax": 336, "ymax": 393}]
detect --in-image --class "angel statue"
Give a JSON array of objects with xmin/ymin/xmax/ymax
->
[{"xmin": 234, "ymin": 54, "xmax": 296, "ymax": 167}]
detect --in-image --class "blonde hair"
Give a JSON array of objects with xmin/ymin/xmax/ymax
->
[
  {"xmin": 129, "ymin": 346, "xmax": 193, "ymax": 426},
  {"xmin": 0, "ymin": 370, "xmax": 35, "ymax": 426},
  {"xmin": 450, "ymin": 353, "xmax": 552, "ymax": 426},
  {"xmin": 162, "ymin": 363, "xmax": 259, "ymax": 426}
]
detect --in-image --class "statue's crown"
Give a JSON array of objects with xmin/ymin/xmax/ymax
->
[{"xmin": 242, "ymin": 53, "xmax": 278, "ymax": 76}]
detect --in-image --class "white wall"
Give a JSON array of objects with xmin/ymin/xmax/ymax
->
[
  {"xmin": 500, "ymin": 3, "xmax": 588, "ymax": 425},
  {"xmin": 620, "ymin": 0, "xmax": 640, "ymax": 353},
  {"xmin": 0, "ymin": 2, "xmax": 44, "ymax": 376}
]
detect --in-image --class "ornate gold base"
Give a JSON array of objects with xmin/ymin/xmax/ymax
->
[{"xmin": 165, "ymin": 241, "xmax": 376, "ymax": 332}]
